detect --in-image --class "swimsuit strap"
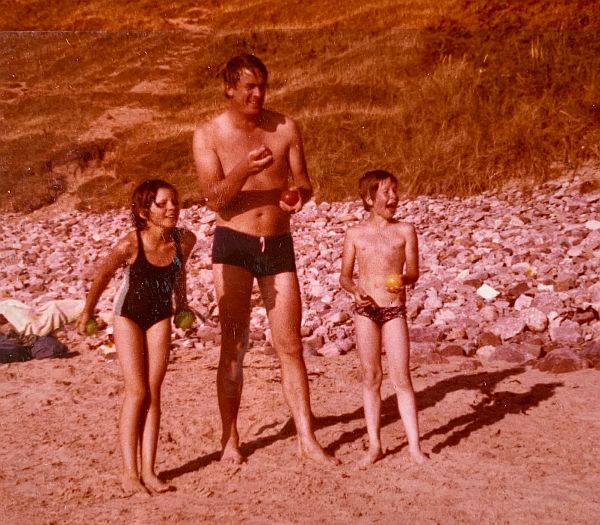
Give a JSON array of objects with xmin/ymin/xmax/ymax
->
[
  {"xmin": 134, "ymin": 229, "xmax": 148, "ymax": 265},
  {"xmin": 172, "ymin": 228, "xmax": 183, "ymax": 263}
]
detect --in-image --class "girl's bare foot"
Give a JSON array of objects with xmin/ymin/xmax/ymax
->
[
  {"xmin": 122, "ymin": 475, "xmax": 150, "ymax": 497},
  {"xmin": 358, "ymin": 446, "xmax": 384, "ymax": 468},
  {"xmin": 141, "ymin": 472, "xmax": 173, "ymax": 493},
  {"xmin": 409, "ymin": 446, "xmax": 429, "ymax": 464},
  {"xmin": 221, "ymin": 440, "xmax": 245, "ymax": 464}
]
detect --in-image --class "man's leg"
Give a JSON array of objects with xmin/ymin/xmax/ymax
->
[
  {"xmin": 213, "ymin": 263, "xmax": 254, "ymax": 464},
  {"xmin": 258, "ymin": 272, "xmax": 339, "ymax": 465}
]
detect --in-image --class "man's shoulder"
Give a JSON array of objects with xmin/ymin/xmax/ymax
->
[
  {"xmin": 193, "ymin": 113, "xmax": 229, "ymax": 149},
  {"xmin": 195, "ymin": 112, "xmax": 226, "ymax": 134}
]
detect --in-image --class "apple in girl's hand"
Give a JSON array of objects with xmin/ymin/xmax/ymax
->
[
  {"xmin": 85, "ymin": 318, "xmax": 98, "ymax": 336},
  {"xmin": 175, "ymin": 310, "xmax": 195, "ymax": 330},
  {"xmin": 281, "ymin": 189, "xmax": 300, "ymax": 206},
  {"xmin": 384, "ymin": 273, "xmax": 404, "ymax": 293}
]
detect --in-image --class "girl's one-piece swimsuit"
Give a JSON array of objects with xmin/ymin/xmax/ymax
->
[{"xmin": 114, "ymin": 229, "xmax": 182, "ymax": 331}]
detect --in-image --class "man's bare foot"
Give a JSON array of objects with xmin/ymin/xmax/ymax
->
[
  {"xmin": 298, "ymin": 439, "xmax": 340, "ymax": 466},
  {"xmin": 221, "ymin": 440, "xmax": 245, "ymax": 464},
  {"xmin": 141, "ymin": 473, "xmax": 174, "ymax": 493},
  {"xmin": 358, "ymin": 446, "xmax": 384, "ymax": 468},
  {"xmin": 121, "ymin": 475, "xmax": 150, "ymax": 497},
  {"xmin": 409, "ymin": 446, "xmax": 429, "ymax": 465}
]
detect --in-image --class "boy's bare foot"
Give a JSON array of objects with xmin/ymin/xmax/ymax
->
[
  {"xmin": 221, "ymin": 440, "xmax": 245, "ymax": 464},
  {"xmin": 409, "ymin": 447, "xmax": 429, "ymax": 464},
  {"xmin": 298, "ymin": 439, "xmax": 340, "ymax": 466},
  {"xmin": 141, "ymin": 473, "xmax": 174, "ymax": 493},
  {"xmin": 358, "ymin": 446, "xmax": 384, "ymax": 468},
  {"xmin": 121, "ymin": 476, "xmax": 150, "ymax": 497}
]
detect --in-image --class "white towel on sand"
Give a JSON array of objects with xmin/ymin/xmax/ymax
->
[{"xmin": 0, "ymin": 299, "xmax": 85, "ymax": 336}]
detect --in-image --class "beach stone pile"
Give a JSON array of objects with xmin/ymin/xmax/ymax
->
[{"xmin": 0, "ymin": 173, "xmax": 598, "ymax": 374}]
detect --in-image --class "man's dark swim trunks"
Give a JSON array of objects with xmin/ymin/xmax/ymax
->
[
  {"xmin": 355, "ymin": 304, "xmax": 407, "ymax": 326},
  {"xmin": 211, "ymin": 226, "xmax": 296, "ymax": 277}
]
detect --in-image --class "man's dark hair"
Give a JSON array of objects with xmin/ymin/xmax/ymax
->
[
  {"xmin": 222, "ymin": 54, "xmax": 268, "ymax": 94},
  {"xmin": 358, "ymin": 170, "xmax": 398, "ymax": 211}
]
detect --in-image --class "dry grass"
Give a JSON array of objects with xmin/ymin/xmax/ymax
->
[{"xmin": 1, "ymin": 0, "xmax": 599, "ymax": 212}]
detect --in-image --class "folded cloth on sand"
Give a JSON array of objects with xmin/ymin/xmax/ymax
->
[{"xmin": 0, "ymin": 299, "xmax": 85, "ymax": 336}]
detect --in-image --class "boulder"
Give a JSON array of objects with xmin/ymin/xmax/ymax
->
[
  {"xmin": 549, "ymin": 319, "xmax": 583, "ymax": 344},
  {"xmin": 490, "ymin": 344, "xmax": 530, "ymax": 364},
  {"xmin": 521, "ymin": 307, "xmax": 549, "ymax": 333},
  {"xmin": 491, "ymin": 316, "xmax": 526, "ymax": 341},
  {"xmin": 536, "ymin": 349, "xmax": 591, "ymax": 373}
]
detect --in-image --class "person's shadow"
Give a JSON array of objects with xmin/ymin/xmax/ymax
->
[{"xmin": 161, "ymin": 366, "xmax": 562, "ymax": 480}]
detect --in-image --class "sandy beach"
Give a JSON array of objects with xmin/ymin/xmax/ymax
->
[{"xmin": 1, "ymin": 174, "xmax": 599, "ymax": 523}]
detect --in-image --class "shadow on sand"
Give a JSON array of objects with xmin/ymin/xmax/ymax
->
[{"xmin": 162, "ymin": 365, "xmax": 562, "ymax": 479}]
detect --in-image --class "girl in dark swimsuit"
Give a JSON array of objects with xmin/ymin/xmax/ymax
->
[{"xmin": 78, "ymin": 180, "xmax": 196, "ymax": 495}]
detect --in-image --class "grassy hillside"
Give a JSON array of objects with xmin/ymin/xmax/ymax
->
[{"xmin": 1, "ymin": 0, "xmax": 598, "ymax": 212}]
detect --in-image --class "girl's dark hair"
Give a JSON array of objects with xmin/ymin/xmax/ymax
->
[
  {"xmin": 222, "ymin": 54, "xmax": 268, "ymax": 96},
  {"xmin": 130, "ymin": 179, "xmax": 178, "ymax": 230},
  {"xmin": 358, "ymin": 170, "xmax": 398, "ymax": 211}
]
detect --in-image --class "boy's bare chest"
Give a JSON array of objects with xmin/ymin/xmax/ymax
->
[{"xmin": 356, "ymin": 231, "xmax": 405, "ymax": 258}]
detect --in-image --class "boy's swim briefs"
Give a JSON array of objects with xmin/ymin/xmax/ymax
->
[{"xmin": 355, "ymin": 304, "xmax": 407, "ymax": 326}]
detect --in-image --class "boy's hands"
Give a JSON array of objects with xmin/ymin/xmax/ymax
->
[{"xmin": 353, "ymin": 287, "xmax": 374, "ymax": 307}]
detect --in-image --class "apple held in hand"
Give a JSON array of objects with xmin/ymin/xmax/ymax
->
[
  {"xmin": 175, "ymin": 310, "xmax": 195, "ymax": 330},
  {"xmin": 384, "ymin": 273, "xmax": 404, "ymax": 293},
  {"xmin": 281, "ymin": 188, "xmax": 300, "ymax": 207}
]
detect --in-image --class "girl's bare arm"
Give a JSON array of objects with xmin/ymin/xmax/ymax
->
[{"xmin": 77, "ymin": 235, "xmax": 134, "ymax": 332}]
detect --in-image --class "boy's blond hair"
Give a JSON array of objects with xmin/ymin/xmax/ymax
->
[{"xmin": 358, "ymin": 170, "xmax": 398, "ymax": 211}]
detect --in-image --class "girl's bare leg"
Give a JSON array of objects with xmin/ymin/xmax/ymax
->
[
  {"xmin": 140, "ymin": 318, "xmax": 173, "ymax": 492},
  {"xmin": 354, "ymin": 315, "xmax": 385, "ymax": 467},
  {"xmin": 383, "ymin": 318, "xmax": 428, "ymax": 464},
  {"xmin": 113, "ymin": 316, "xmax": 150, "ymax": 495}
]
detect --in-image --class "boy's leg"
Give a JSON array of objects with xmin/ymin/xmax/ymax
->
[
  {"xmin": 140, "ymin": 318, "xmax": 172, "ymax": 492},
  {"xmin": 213, "ymin": 263, "xmax": 253, "ymax": 463},
  {"xmin": 355, "ymin": 314, "xmax": 384, "ymax": 466},
  {"xmin": 382, "ymin": 318, "xmax": 428, "ymax": 463},
  {"xmin": 258, "ymin": 272, "xmax": 338, "ymax": 465},
  {"xmin": 113, "ymin": 316, "xmax": 150, "ymax": 495}
]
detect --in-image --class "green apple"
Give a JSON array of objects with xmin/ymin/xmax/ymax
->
[
  {"xmin": 85, "ymin": 318, "xmax": 98, "ymax": 336},
  {"xmin": 175, "ymin": 310, "xmax": 194, "ymax": 330}
]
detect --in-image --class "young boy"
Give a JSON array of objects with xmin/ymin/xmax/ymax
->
[{"xmin": 340, "ymin": 170, "xmax": 428, "ymax": 467}]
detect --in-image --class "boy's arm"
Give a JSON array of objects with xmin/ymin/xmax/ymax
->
[
  {"xmin": 340, "ymin": 230, "xmax": 371, "ymax": 306},
  {"xmin": 77, "ymin": 236, "xmax": 132, "ymax": 333},
  {"xmin": 173, "ymin": 229, "xmax": 197, "ymax": 313},
  {"xmin": 402, "ymin": 224, "xmax": 419, "ymax": 285}
]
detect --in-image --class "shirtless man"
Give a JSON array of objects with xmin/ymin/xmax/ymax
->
[{"xmin": 193, "ymin": 54, "xmax": 337, "ymax": 465}]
